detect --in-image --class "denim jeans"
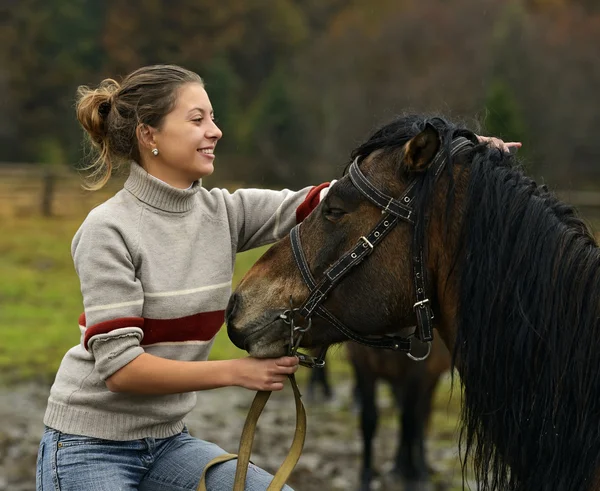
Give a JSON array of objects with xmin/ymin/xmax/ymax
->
[{"xmin": 36, "ymin": 426, "xmax": 294, "ymax": 491}]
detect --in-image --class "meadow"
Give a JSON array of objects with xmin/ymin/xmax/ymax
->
[{"xmin": 0, "ymin": 195, "xmax": 353, "ymax": 385}]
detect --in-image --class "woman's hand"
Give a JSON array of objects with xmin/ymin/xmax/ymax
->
[
  {"xmin": 477, "ymin": 135, "xmax": 522, "ymax": 154},
  {"xmin": 232, "ymin": 356, "xmax": 300, "ymax": 391}
]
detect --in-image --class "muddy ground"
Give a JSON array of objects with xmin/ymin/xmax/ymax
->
[{"xmin": 0, "ymin": 376, "xmax": 472, "ymax": 491}]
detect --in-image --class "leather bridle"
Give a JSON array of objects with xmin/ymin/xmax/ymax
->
[{"xmin": 284, "ymin": 137, "xmax": 474, "ymax": 367}]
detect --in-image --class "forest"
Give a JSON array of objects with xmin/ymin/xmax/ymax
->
[{"xmin": 1, "ymin": 0, "xmax": 599, "ymax": 187}]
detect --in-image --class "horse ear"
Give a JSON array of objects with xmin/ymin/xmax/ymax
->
[{"xmin": 403, "ymin": 123, "xmax": 441, "ymax": 172}]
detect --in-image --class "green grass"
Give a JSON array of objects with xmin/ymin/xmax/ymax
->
[
  {"xmin": 0, "ymin": 217, "xmax": 84, "ymax": 383},
  {"xmin": 0, "ymin": 215, "xmax": 351, "ymax": 385},
  {"xmin": 0, "ymin": 216, "xmax": 262, "ymax": 383}
]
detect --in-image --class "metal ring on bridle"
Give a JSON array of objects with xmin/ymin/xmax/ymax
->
[{"xmin": 406, "ymin": 341, "xmax": 432, "ymax": 361}]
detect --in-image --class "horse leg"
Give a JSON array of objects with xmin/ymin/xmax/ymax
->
[
  {"xmin": 321, "ymin": 363, "xmax": 333, "ymax": 400},
  {"xmin": 306, "ymin": 363, "xmax": 332, "ymax": 402},
  {"xmin": 353, "ymin": 361, "xmax": 378, "ymax": 491},
  {"xmin": 392, "ymin": 374, "xmax": 435, "ymax": 490}
]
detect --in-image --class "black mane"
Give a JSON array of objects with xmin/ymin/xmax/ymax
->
[{"xmin": 353, "ymin": 115, "xmax": 600, "ymax": 490}]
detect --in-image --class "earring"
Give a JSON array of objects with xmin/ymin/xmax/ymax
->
[{"xmin": 152, "ymin": 148, "xmax": 159, "ymax": 156}]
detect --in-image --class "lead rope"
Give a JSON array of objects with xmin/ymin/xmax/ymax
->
[{"xmin": 197, "ymin": 373, "xmax": 306, "ymax": 491}]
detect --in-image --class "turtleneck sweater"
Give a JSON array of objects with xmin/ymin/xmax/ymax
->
[{"xmin": 43, "ymin": 162, "xmax": 329, "ymax": 440}]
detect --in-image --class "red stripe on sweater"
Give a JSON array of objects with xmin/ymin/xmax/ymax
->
[
  {"xmin": 296, "ymin": 182, "xmax": 330, "ymax": 223},
  {"xmin": 83, "ymin": 316, "xmax": 145, "ymax": 350},
  {"xmin": 81, "ymin": 311, "xmax": 225, "ymax": 350},
  {"xmin": 142, "ymin": 311, "xmax": 225, "ymax": 345}
]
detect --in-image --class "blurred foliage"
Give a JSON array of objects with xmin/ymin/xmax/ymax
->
[
  {"xmin": 1, "ymin": 0, "xmax": 599, "ymax": 187},
  {"xmin": 484, "ymin": 81, "xmax": 527, "ymax": 149}
]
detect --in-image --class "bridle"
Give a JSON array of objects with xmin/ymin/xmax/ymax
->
[{"xmin": 283, "ymin": 137, "xmax": 474, "ymax": 367}]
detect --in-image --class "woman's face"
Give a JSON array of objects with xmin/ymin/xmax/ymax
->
[{"xmin": 145, "ymin": 82, "xmax": 223, "ymax": 188}]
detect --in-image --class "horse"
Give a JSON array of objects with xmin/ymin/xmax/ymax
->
[
  {"xmin": 307, "ymin": 338, "xmax": 451, "ymax": 491},
  {"xmin": 306, "ymin": 339, "xmax": 450, "ymax": 491},
  {"xmin": 355, "ymin": 338, "xmax": 451, "ymax": 491},
  {"xmin": 226, "ymin": 114, "xmax": 600, "ymax": 491}
]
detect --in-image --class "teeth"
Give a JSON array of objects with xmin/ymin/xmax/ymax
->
[{"xmin": 200, "ymin": 149, "xmax": 214, "ymax": 154}]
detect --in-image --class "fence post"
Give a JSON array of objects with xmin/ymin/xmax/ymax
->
[{"xmin": 41, "ymin": 169, "xmax": 55, "ymax": 217}]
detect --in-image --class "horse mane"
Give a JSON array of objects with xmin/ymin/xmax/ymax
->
[
  {"xmin": 457, "ymin": 143, "xmax": 600, "ymax": 490},
  {"xmin": 352, "ymin": 115, "xmax": 600, "ymax": 490}
]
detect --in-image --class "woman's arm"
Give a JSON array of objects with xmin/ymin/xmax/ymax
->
[
  {"xmin": 217, "ymin": 182, "xmax": 334, "ymax": 253},
  {"xmin": 105, "ymin": 353, "xmax": 299, "ymax": 394}
]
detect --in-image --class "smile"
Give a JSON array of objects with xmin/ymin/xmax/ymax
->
[{"xmin": 198, "ymin": 148, "xmax": 215, "ymax": 158}]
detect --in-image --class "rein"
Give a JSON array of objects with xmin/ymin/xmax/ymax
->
[
  {"xmin": 197, "ymin": 374, "xmax": 306, "ymax": 491},
  {"xmin": 199, "ymin": 137, "xmax": 473, "ymax": 490}
]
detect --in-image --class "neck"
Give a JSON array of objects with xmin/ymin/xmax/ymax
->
[
  {"xmin": 141, "ymin": 159, "xmax": 196, "ymax": 189},
  {"xmin": 426, "ymin": 171, "xmax": 466, "ymax": 359},
  {"xmin": 125, "ymin": 161, "xmax": 200, "ymax": 213}
]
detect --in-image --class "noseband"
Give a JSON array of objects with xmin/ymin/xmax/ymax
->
[{"xmin": 284, "ymin": 137, "xmax": 473, "ymax": 367}]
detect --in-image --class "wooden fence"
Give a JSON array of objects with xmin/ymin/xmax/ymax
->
[
  {"xmin": 2, "ymin": 164, "xmax": 600, "ymax": 227},
  {"xmin": 0, "ymin": 164, "xmax": 125, "ymax": 218}
]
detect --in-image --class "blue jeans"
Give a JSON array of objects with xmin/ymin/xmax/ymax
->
[{"xmin": 36, "ymin": 427, "xmax": 294, "ymax": 490}]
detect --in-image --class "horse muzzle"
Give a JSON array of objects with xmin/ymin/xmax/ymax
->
[{"xmin": 226, "ymin": 295, "xmax": 291, "ymax": 357}]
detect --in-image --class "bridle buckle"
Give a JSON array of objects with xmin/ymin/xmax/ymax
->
[
  {"xmin": 413, "ymin": 298, "xmax": 430, "ymax": 310},
  {"xmin": 360, "ymin": 236, "xmax": 374, "ymax": 251}
]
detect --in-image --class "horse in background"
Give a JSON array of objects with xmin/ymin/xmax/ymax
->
[
  {"xmin": 307, "ymin": 337, "xmax": 450, "ymax": 491},
  {"xmin": 349, "ymin": 337, "xmax": 450, "ymax": 491}
]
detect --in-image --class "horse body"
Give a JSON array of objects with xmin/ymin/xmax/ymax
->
[
  {"xmin": 309, "ymin": 339, "xmax": 450, "ymax": 491},
  {"xmin": 226, "ymin": 115, "xmax": 600, "ymax": 491},
  {"xmin": 348, "ymin": 338, "xmax": 450, "ymax": 491}
]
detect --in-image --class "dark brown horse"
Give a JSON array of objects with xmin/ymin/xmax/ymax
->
[
  {"xmin": 226, "ymin": 115, "xmax": 600, "ymax": 491},
  {"xmin": 354, "ymin": 339, "xmax": 450, "ymax": 491},
  {"xmin": 307, "ymin": 339, "xmax": 450, "ymax": 491}
]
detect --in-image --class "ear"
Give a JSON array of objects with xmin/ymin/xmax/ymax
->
[
  {"xmin": 136, "ymin": 123, "xmax": 158, "ymax": 152},
  {"xmin": 403, "ymin": 123, "xmax": 441, "ymax": 172}
]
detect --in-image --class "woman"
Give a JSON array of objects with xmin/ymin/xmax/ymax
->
[{"xmin": 35, "ymin": 64, "xmax": 333, "ymax": 491}]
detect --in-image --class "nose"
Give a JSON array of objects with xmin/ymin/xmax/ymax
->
[{"xmin": 208, "ymin": 120, "xmax": 222, "ymax": 141}]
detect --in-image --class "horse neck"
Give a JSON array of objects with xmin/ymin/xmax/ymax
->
[{"xmin": 424, "ymin": 169, "xmax": 466, "ymax": 358}]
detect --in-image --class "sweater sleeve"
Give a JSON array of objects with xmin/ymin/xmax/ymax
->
[
  {"xmin": 219, "ymin": 182, "xmax": 334, "ymax": 253},
  {"xmin": 72, "ymin": 210, "xmax": 145, "ymax": 381}
]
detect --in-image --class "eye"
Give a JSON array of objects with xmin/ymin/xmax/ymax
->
[
  {"xmin": 192, "ymin": 117, "xmax": 203, "ymax": 123},
  {"xmin": 323, "ymin": 205, "xmax": 347, "ymax": 222}
]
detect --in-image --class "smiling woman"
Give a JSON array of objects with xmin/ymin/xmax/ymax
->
[
  {"xmin": 35, "ymin": 64, "xmax": 334, "ymax": 491},
  {"xmin": 139, "ymin": 83, "xmax": 222, "ymax": 188},
  {"xmin": 75, "ymin": 66, "xmax": 221, "ymax": 190}
]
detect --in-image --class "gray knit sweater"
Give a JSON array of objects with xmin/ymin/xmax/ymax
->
[{"xmin": 43, "ymin": 162, "xmax": 328, "ymax": 441}]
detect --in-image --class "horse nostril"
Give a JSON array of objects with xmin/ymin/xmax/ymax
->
[{"xmin": 226, "ymin": 293, "xmax": 239, "ymax": 325}]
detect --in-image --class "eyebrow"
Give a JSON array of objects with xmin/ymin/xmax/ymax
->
[{"xmin": 188, "ymin": 107, "xmax": 214, "ymax": 117}]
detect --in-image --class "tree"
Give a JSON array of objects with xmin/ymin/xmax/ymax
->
[{"xmin": 483, "ymin": 80, "xmax": 527, "ymax": 152}]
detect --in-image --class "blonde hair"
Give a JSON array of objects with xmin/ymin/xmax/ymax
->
[{"xmin": 76, "ymin": 65, "xmax": 204, "ymax": 190}]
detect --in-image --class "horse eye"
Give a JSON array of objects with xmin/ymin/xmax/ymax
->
[{"xmin": 323, "ymin": 206, "xmax": 347, "ymax": 222}]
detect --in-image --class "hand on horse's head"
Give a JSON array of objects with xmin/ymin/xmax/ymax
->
[{"xmin": 477, "ymin": 135, "xmax": 522, "ymax": 154}]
